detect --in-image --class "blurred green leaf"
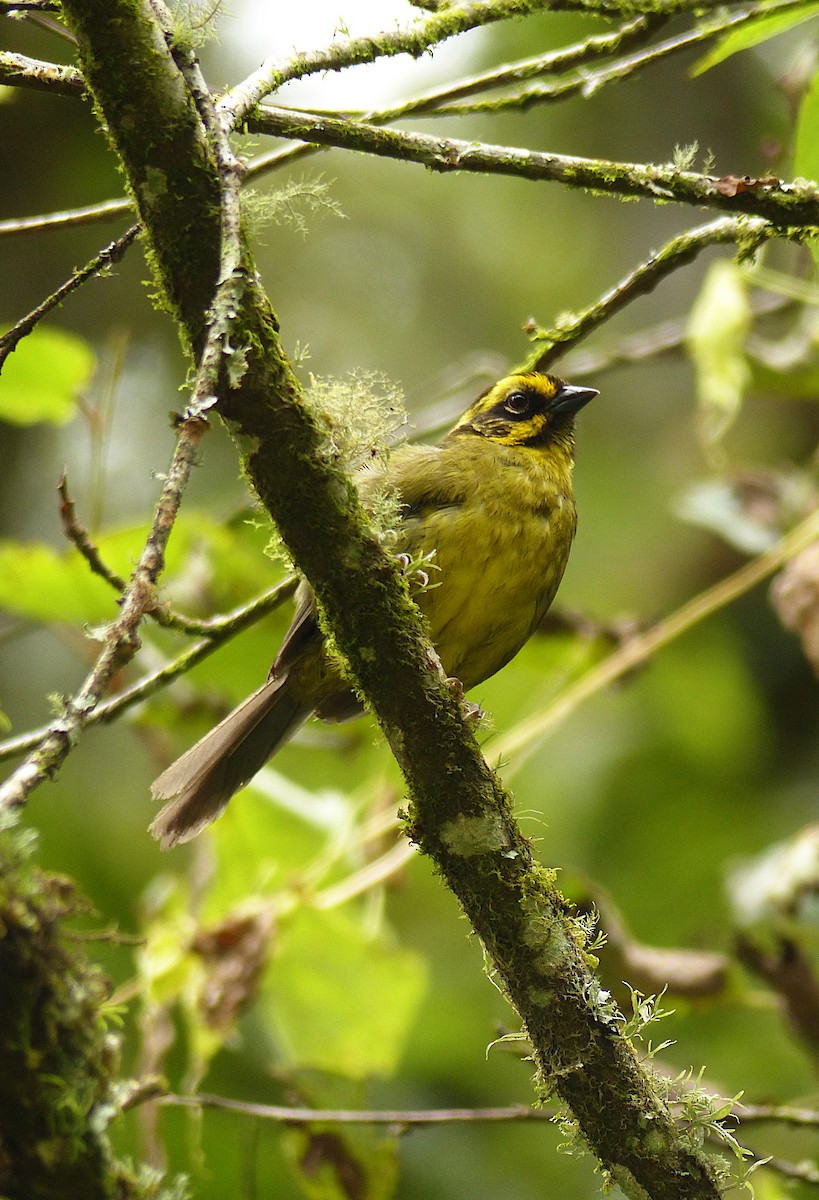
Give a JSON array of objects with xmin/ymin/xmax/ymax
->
[
  {"xmin": 262, "ymin": 906, "xmax": 427, "ymax": 1078},
  {"xmin": 687, "ymin": 260, "xmax": 751, "ymax": 450},
  {"xmin": 0, "ymin": 539, "xmax": 118, "ymax": 624},
  {"xmin": 203, "ymin": 769, "xmax": 355, "ymax": 918},
  {"xmin": 0, "ymin": 511, "xmax": 287, "ymax": 627},
  {"xmin": 0, "ymin": 327, "xmax": 95, "ymax": 425},
  {"xmin": 794, "ymin": 65, "xmax": 819, "ymax": 271},
  {"xmin": 794, "ymin": 68, "xmax": 819, "ymax": 179},
  {"xmin": 692, "ymin": 1, "xmax": 819, "ymax": 75}
]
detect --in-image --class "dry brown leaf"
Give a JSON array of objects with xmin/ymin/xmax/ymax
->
[{"xmin": 771, "ymin": 539, "xmax": 819, "ymax": 676}]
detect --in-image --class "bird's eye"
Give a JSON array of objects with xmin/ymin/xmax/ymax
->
[{"xmin": 504, "ymin": 391, "xmax": 531, "ymax": 416}]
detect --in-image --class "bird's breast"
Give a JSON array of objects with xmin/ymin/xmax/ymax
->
[{"xmin": 399, "ymin": 449, "xmax": 577, "ymax": 690}]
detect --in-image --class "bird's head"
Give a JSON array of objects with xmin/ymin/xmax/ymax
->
[{"xmin": 447, "ymin": 372, "xmax": 598, "ymax": 451}]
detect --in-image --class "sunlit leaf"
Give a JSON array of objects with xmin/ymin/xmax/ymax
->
[
  {"xmin": 202, "ymin": 769, "xmax": 355, "ymax": 918},
  {"xmin": 262, "ymin": 907, "xmax": 427, "ymax": 1079},
  {"xmin": 0, "ymin": 540, "xmax": 118, "ymax": 624},
  {"xmin": 0, "ymin": 511, "xmax": 287, "ymax": 627},
  {"xmin": 692, "ymin": 1, "xmax": 819, "ymax": 75},
  {"xmin": 794, "ymin": 65, "xmax": 819, "ymax": 271},
  {"xmin": 0, "ymin": 326, "xmax": 95, "ymax": 425},
  {"xmin": 686, "ymin": 260, "xmax": 751, "ymax": 450}
]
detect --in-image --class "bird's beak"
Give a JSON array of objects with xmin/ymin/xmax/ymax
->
[{"xmin": 551, "ymin": 383, "xmax": 599, "ymax": 417}]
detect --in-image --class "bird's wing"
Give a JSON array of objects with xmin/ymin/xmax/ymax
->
[
  {"xmin": 358, "ymin": 443, "xmax": 468, "ymax": 522},
  {"xmin": 272, "ymin": 446, "xmax": 466, "ymax": 673}
]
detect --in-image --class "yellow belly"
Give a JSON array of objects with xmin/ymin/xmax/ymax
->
[{"xmin": 394, "ymin": 439, "xmax": 577, "ymax": 690}]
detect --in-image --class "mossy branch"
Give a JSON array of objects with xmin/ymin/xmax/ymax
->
[
  {"xmin": 0, "ymin": 815, "xmax": 168, "ymax": 1200},
  {"xmin": 251, "ymin": 105, "xmax": 819, "ymax": 227}
]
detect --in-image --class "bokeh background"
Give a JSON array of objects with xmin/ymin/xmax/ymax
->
[{"xmin": 2, "ymin": 2, "xmax": 819, "ymax": 1196}]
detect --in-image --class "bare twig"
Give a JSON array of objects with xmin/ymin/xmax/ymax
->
[
  {"xmin": 0, "ymin": 224, "xmax": 139, "ymax": 369},
  {"xmin": 57, "ymin": 471, "xmax": 266, "ymax": 636},
  {"xmin": 575, "ymin": 884, "xmax": 730, "ymax": 1000},
  {"xmin": 740, "ymin": 1104, "xmax": 819, "ymax": 1127},
  {"xmin": 57, "ymin": 473, "xmax": 127, "ymax": 592},
  {"xmin": 736, "ymin": 932, "xmax": 819, "ymax": 1068},
  {"xmin": 156, "ymin": 1091, "xmax": 556, "ymax": 1124},
  {"xmin": 0, "ymin": 199, "xmax": 132, "ymax": 239},
  {"xmin": 559, "ymin": 289, "xmax": 793, "ymax": 378},
  {"xmin": 760, "ymin": 1156, "xmax": 819, "ymax": 1186}
]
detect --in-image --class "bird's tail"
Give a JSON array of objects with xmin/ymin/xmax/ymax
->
[{"xmin": 149, "ymin": 674, "xmax": 310, "ymax": 850}]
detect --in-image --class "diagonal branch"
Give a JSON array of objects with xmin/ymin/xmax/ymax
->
[{"xmin": 527, "ymin": 215, "xmax": 777, "ymax": 369}]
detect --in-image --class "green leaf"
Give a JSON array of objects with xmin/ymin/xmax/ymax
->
[
  {"xmin": 0, "ymin": 540, "xmax": 118, "ymax": 624},
  {"xmin": 692, "ymin": 1, "xmax": 819, "ymax": 76},
  {"xmin": 262, "ymin": 907, "xmax": 427, "ymax": 1078},
  {"xmin": 686, "ymin": 260, "xmax": 751, "ymax": 449},
  {"xmin": 794, "ymin": 66, "xmax": 819, "ymax": 270},
  {"xmin": 795, "ymin": 66, "xmax": 819, "ymax": 183},
  {"xmin": 0, "ymin": 512, "xmax": 287, "ymax": 627},
  {"xmin": 0, "ymin": 327, "xmax": 95, "ymax": 425},
  {"xmin": 202, "ymin": 770, "xmax": 355, "ymax": 917}
]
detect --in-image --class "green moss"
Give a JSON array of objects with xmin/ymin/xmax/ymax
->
[{"xmin": 0, "ymin": 814, "xmax": 179, "ymax": 1199}]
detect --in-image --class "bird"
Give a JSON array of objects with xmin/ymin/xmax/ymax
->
[{"xmin": 150, "ymin": 371, "xmax": 597, "ymax": 848}]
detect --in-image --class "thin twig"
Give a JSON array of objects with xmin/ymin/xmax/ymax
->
[
  {"xmin": 0, "ymin": 417, "xmax": 209, "ymax": 810},
  {"xmin": 760, "ymin": 1156, "xmax": 819, "ymax": 1186},
  {"xmin": 157, "ymin": 1092, "xmax": 555, "ymax": 1124},
  {"xmin": 0, "ymin": 579, "xmax": 298, "ymax": 763},
  {"xmin": 0, "ymin": 199, "xmax": 132, "ymax": 239},
  {"xmin": 0, "ymin": 223, "xmax": 139, "ymax": 369},
  {"xmin": 559, "ymin": 289, "xmax": 793, "ymax": 378},
  {"xmin": 218, "ymin": 0, "xmax": 741, "ymax": 128},
  {"xmin": 348, "ymin": 13, "xmax": 665, "ymax": 122},
  {"xmin": 433, "ymin": 0, "xmax": 811, "ymax": 115},
  {"xmin": 739, "ymin": 1104, "xmax": 819, "ymax": 1127},
  {"xmin": 313, "ymin": 838, "xmax": 416, "ymax": 909},
  {"xmin": 493, "ymin": 505, "xmax": 819, "ymax": 768},
  {"xmin": 57, "ymin": 471, "xmax": 267, "ymax": 636},
  {"xmin": 219, "ymin": 0, "xmax": 564, "ymax": 127},
  {"xmin": 57, "ymin": 473, "xmax": 127, "ymax": 592}
]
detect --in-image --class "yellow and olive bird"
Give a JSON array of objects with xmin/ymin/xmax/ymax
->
[{"xmin": 150, "ymin": 372, "xmax": 596, "ymax": 848}]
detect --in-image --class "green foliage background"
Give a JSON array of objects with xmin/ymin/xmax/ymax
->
[{"xmin": 1, "ymin": 3, "xmax": 819, "ymax": 1197}]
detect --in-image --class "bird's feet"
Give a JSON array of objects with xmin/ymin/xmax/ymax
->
[{"xmin": 445, "ymin": 677, "xmax": 485, "ymax": 725}]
